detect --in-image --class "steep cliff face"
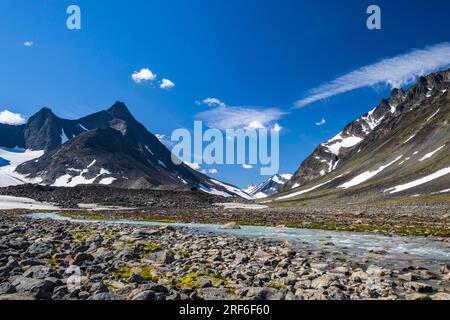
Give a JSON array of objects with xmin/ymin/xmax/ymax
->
[{"xmin": 279, "ymin": 69, "xmax": 450, "ymax": 201}]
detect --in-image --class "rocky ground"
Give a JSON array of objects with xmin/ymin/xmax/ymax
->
[
  {"xmin": 1, "ymin": 213, "xmax": 449, "ymax": 300},
  {"xmin": 0, "ymin": 184, "xmax": 240, "ymax": 209},
  {"xmin": 2, "ymin": 185, "xmax": 450, "ymax": 237}
]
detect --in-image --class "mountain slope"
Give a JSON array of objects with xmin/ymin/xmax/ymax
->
[
  {"xmin": 277, "ymin": 69, "xmax": 450, "ymax": 203},
  {"xmin": 0, "ymin": 102, "xmax": 248, "ymax": 197},
  {"xmin": 244, "ymin": 174, "xmax": 292, "ymax": 199}
]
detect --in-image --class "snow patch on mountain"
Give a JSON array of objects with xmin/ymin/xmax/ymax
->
[
  {"xmin": 61, "ymin": 129, "xmax": 69, "ymax": 144},
  {"xmin": 0, "ymin": 148, "xmax": 44, "ymax": 187},
  {"xmin": 323, "ymin": 133, "xmax": 363, "ymax": 156},
  {"xmin": 419, "ymin": 145, "xmax": 445, "ymax": 162},
  {"xmin": 426, "ymin": 109, "xmax": 440, "ymax": 122},
  {"xmin": 386, "ymin": 167, "xmax": 450, "ymax": 194},
  {"xmin": 339, "ymin": 156, "xmax": 403, "ymax": 189},
  {"xmin": 210, "ymin": 179, "xmax": 253, "ymax": 199},
  {"xmin": 243, "ymin": 174, "xmax": 292, "ymax": 198},
  {"xmin": 277, "ymin": 174, "xmax": 343, "ymax": 200}
]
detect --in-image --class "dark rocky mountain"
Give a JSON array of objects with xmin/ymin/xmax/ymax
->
[
  {"xmin": 0, "ymin": 102, "xmax": 249, "ymax": 197},
  {"xmin": 277, "ymin": 69, "xmax": 450, "ymax": 202},
  {"xmin": 243, "ymin": 174, "xmax": 292, "ymax": 199}
]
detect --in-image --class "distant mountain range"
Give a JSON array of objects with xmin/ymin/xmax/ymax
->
[
  {"xmin": 0, "ymin": 102, "xmax": 251, "ymax": 198},
  {"xmin": 1, "ymin": 69, "xmax": 449, "ymax": 203},
  {"xmin": 243, "ymin": 174, "xmax": 292, "ymax": 198},
  {"xmin": 275, "ymin": 69, "xmax": 450, "ymax": 202}
]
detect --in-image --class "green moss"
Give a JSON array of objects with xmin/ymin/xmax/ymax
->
[
  {"xmin": 111, "ymin": 267, "xmax": 132, "ymax": 279},
  {"xmin": 49, "ymin": 257, "xmax": 62, "ymax": 268},
  {"xmin": 176, "ymin": 272, "xmax": 201, "ymax": 289},
  {"xmin": 123, "ymin": 240, "xmax": 162, "ymax": 254},
  {"xmin": 304, "ymin": 222, "xmax": 450, "ymax": 237},
  {"xmin": 180, "ymin": 250, "xmax": 190, "ymax": 258},
  {"xmin": 269, "ymin": 282, "xmax": 288, "ymax": 290},
  {"xmin": 375, "ymin": 193, "xmax": 450, "ymax": 205},
  {"xmin": 139, "ymin": 266, "xmax": 159, "ymax": 282},
  {"xmin": 174, "ymin": 272, "xmax": 229, "ymax": 289}
]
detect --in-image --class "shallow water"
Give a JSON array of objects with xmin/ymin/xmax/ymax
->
[{"xmin": 27, "ymin": 212, "xmax": 450, "ymax": 271}]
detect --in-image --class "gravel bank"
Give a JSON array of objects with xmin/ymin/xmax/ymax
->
[{"xmin": 1, "ymin": 213, "xmax": 449, "ymax": 300}]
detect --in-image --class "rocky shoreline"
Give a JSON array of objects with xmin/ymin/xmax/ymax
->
[{"xmin": 1, "ymin": 213, "xmax": 449, "ymax": 300}]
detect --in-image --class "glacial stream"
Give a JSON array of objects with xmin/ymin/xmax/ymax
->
[{"xmin": 27, "ymin": 212, "xmax": 450, "ymax": 272}]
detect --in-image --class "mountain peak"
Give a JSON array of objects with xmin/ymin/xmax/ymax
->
[
  {"xmin": 34, "ymin": 107, "xmax": 56, "ymax": 118},
  {"xmin": 107, "ymin": 101, "xmax": 133, "ymax": 120}
]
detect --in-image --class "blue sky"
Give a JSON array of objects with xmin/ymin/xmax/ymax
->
[{"xmin": 1, "ymin": 0, "xmax": 450, "ymax": 187}]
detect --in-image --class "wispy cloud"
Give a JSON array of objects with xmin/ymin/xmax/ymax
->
[
  {"xmin": 196, "ymin": 99, "xmax": 285, "ymax": 130},
  {"xmin": 132, "ymin": 68, "xmax": 156, "ymax": 83},
  {"xmin": 315, "ymin": 118, "xmax": 326, "ymax": 126},
  {"xmin": 0, "ymin": 110, "xmax": 26, "ymax": 125},
  {"xmin": 160, "ymin": 78, "xmax": 175, "ymax": 89},
  {"xmin": 295, "ymin": 42, "xmax": 450, "ymax": 108},
  {"xmin": 23, "ymin": 41, "xmax": 33, "ymax": 47},
  {"xmin": 197, "ymin": 98, "xmax": 226, "ymax": 108},
  {"xmin": 242, "ymin": 164, "xmax": 253, "ymax": 169}
]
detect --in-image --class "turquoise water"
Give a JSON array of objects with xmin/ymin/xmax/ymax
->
[{"xmin": 28, "ymin": 212, "xmax": 450, "ymax": 270}]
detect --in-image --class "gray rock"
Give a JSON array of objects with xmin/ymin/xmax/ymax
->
[
  {"xmin": 74, "ymin": 253, "xmax": 95, "ymax": 265},
  {"xmin": 311, "ymin": 275, "xmax": 337, "ymax": 289},
  {"xmin": 10, "ymin": 276, "xmax": 55, "ymax": 299},
  {"xmin": 0, "ymin": 293, "xmax": 36, "ymax": 300},
  {"xmin": 23, "ymin": 265, "xmax": 52, "ymax": 279},
  {"xmin": 405, "ymin": 282, "xmax": 434, "ymax": 293},
  {"xmin": 246, "ymin": 287, "xmax": 282, "ymax": 300},
  {"xmin": 431, "ymin": 292, "xmax": 450, "ymax": 300},
  {"xmin": 130, "ymin": 290, "xmax": 157, "ymax": 300},
  {"xmin": 146, "ymin": 250, "xmax": 175, "ymax": 264},
  {"xmin": 89, "ymin": 292, "xmax": 123, "ymax": 300},
  {"xmin": 0, "ymin": 282, "xmax": 16, "ymax": 294},
  {"xmin": 219, "ymin": 222, "xmax": 241, "ymax": 230},
  {"xmin": 90, "ymin": 282, "xmax": 109, "ymax": 294},
  {"xmin": 440, "ymin": 264, "xmax": 450, "ymax": 274},
  {"xmin": 197, "ymin": 288, "xmax": 236, "ymax": 300}
]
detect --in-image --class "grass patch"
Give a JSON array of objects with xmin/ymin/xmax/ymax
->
[
  {"xmin": 375, "ymin": 193, "xmax": 450, "ymax": 205},
  {"xmin": 304, "ymin": 222, "xmax": 450, "ymax": 237}
]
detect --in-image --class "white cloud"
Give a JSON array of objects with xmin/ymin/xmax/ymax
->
[
  {"xmin": 132, "ymin": 68, "xmax": 156, "ymax": 83},
  {"xmin": 242, "ymin": 164, "xmax": 253, "ymax": 169},
  {"xmin": 160, "ymin": 78, "xmax": 175, "ymax": 89},
  {"xmin": 198, "ymin": 98, "xmax": 226, "ymax": 108},
  {"xmin": 197, "ymin": 102, "xmax": 285, "ymax": 130},
  {"xmin": 273, "ymin": 123, "xmax": 283, "ymax": 132},
  {"xmin": 245, "ymin": 120, "xmax": 265, "ymax": 130},
  {"xmin": 183, "ymin": 161, "xmax": 201, "ymax": 170},
  {"xmin": 24, "ymin": 41, "xmax": 33, "ymax": 47},
  {"xmin": 315, "ymin": 118, "xmax": 326, "ymax": 126},
  {"xmin": 0, "ymin": 110, "xmax": 26, "ymax": 125},
  {"xmin": 295, "ymin": 42, "xmax": 450, "ymax": 108},
  {"xmin": 208, "ymin": 168, "xmax": 218, "ymax": 174}
]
